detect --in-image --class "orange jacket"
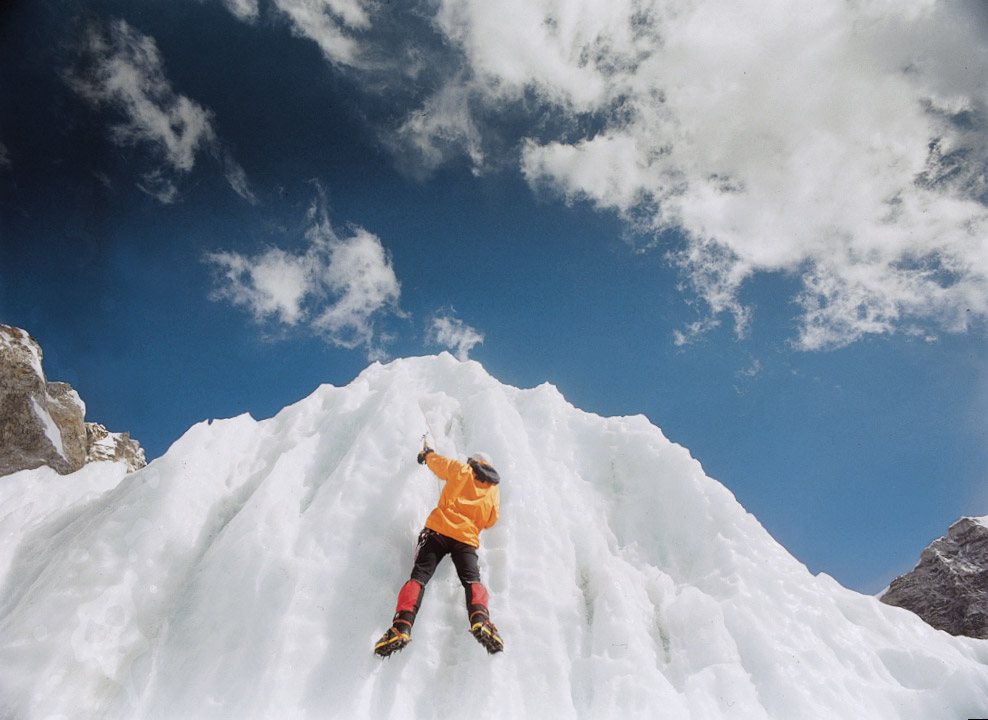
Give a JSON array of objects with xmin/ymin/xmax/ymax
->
[{"xmin": 423, "ymin": 452, "xmax": 500, "ymax": 548}]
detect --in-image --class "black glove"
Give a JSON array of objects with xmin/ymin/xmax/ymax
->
[{"xmin": 417, "ymin": 447, "xmax": 434, "ymax": 465}]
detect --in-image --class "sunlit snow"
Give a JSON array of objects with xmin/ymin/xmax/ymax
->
[
  {"xmin": 1, "ymin": 354, "xmax": 986, "ymax": 719},
  {"xmin": 29, "ymin": 396, "xmax": 66, "ymax": 460}
]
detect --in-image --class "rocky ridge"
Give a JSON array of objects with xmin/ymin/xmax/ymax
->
[
  {"xmin": 880, "ymin": 516, "xmax": 988, "ymax": 638},
  {"xmin": 0, "ymin": 324, "xmax": 145, "ymax": 477}
]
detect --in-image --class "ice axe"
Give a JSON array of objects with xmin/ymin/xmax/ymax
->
[
  {"xmin": 418, "ymin": 400, "xmax": 438, "ymax": 451},
  {"xmin": 417, "ymin": 400, "xmax": 441, "ymax": 495}
]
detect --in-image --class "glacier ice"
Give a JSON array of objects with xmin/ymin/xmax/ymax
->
[{"xmin": 0, "ymin": 353, "xmax": 986, "ymax": 719}]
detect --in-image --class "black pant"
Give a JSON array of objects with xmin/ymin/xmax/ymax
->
[
  {"xmin": 392, "ymin": 528, "xmax": 490, "ymax": 630},
  {"xmin": 409, "ymin": 528, "xmax": 481, "ymax": 588}
]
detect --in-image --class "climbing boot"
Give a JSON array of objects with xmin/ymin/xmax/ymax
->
[
  {"xmin": 470, "ymin": 618, "xmax": 504, "ymax": 654},
  {"xmin": 374, "ymin": 620, "xmax": 411, "ymax": 658}
]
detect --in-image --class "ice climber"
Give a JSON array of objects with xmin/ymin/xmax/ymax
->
[{"xmin": 374, "ymin": 445, "xmax": 503, "ymax": 657}]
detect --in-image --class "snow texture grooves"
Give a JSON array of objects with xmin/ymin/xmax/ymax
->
[{"xmin": 0, "ymin": 353, "xmax": 987, "ymax": 719}]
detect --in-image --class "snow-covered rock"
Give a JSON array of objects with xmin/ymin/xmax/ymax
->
[
  {"xmin": 0, "ymin": 354, "xmax": 986, "ymax": 719},
  {"xmin": 0, "ymin": 325, "xmax": 145, "ymax": 477},
  {"xmin": 881, "ymin": 516, "xmax": 988, "ymax": 639},
  {"xmin": 85, "ymin": 421, "xmax": 146, "ymax": 471}
]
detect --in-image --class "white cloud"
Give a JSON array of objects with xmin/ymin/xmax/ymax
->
[
  {"xmin": 414, "ymin": 0, "xmax": 988, "ymax": 349},
  {"xmin": 136, "ymin": 169, "xmax": 179, "ymax": 204},
  {"xmin": 67, "ymin": 20, "xmax": 215, "ymax": 171},
  {"xmin": 221, "ymin": 0, "xmax": 260, "ymax": 21},
  {"xmin": 206, "ymin": 246, "xmax": 316, "ymax": 326},
  {"xmin": 433, "ymin": 0, "xmax": 622, "ymax": 112},
  {"xmin": 220, "ymin": 154, "xmax": 259, "ymax": 205},
  {"xmin": 205, "ymin": 193, "xmax": 402, "ymax": 358},
  {"xmin": 427, "ymin": 313, "xmax": 484, "ymax": 360},
  {"xmin": 392, "ymin": 76, "xmax": 487, "ymax": 175},
  {"xmin": 310, "ymin": 227, "xmax": 403, "ymax": 352},
  {"xmin": 66, "ymin": 19, "xmax": 255, "ymax": 203},
  {"xmin": 209, "ymin": 0, "xmax": 988, "ymax": 349},
  {"xmin": 0, "ymin": 142, "xmax": 10, "ymax": 170},
  {"xmin": 268, "ymin": 0, "xmax": 373, "ymax": 67}
]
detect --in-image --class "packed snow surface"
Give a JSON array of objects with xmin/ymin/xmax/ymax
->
[{"xmin": 1, "ymin": 354, "xmax": 986, "ymax": 719}]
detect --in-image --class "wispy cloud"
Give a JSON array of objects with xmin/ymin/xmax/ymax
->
[
  {"xmin": 733, "ymin": 355, "xmax": 762, "ymax": 395},
  {"xmin": 220, "ymin": 0, "xmax": 260, "ymax": 22},
  {"xmin": 391, "ymin": 76, "xmax": 487, "ymax": 176},
  {"xmin": 205, "ymin": 189, "xmax": 403, "ymax": 359},
  {"xmin": 266, "ymin": 0, "xmax": 373, "ymax": 67},
  {"xmin": 65, "ymin": 19, "xmax": 256, "ymax": 204},
  {"xmin": 65, "ymin": 20, "xmax": 214, "ymax": 173},
  {"xmin": 0, "ymin": 141, "xmax": 11, "ymax": 170},
  {"xmin": 427, "ymin": 311, "xmax": 484, "ymax": 360},
  {"xmin": 220, "ymin": 154, "xmax": 257, "ymax": 205},
  {"xmin": 136, "ymin": 169, "xmax": 179, "ymax": 205}
]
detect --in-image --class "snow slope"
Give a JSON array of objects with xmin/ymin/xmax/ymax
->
[{"xmin": 1, "ymin": 354, "xmax": 986, "ymax": 719}]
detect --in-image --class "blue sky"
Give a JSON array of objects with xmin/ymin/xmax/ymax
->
[{"xmin": 2, "ymin": 0, "xmax": 987, "ymax": 594}]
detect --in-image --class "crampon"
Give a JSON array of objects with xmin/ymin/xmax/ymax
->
[
  {"xmin": 470, "ymin": 619, "xmax": 504, "ymax": 654},
  {"xmin": 374, "ymin": 624, "xmax": 410, "ymax": 658}
]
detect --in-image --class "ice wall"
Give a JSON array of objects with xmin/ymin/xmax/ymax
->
[{"xmin": 1, "ymin": 354, "xmax": 986, "ymax": 719}]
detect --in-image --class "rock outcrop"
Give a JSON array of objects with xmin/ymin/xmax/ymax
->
[
  {"xmin": 0, "ymin": 325, "xmax": 146, "ymax": 477},
  {"xmin": 85, "ymin": 421, "xmax": 146, "ymax": 470},
  {"xmin": 880, "ymin": 516, "xmax": 988, "ymax": 638}
]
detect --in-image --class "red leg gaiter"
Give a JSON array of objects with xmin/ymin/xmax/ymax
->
[
  {"xmin": 466, "ymin": 583, "xmax": 490, "ymax": 625},
  {"xmin": 396, "ymin": 580, "xmax": 423, "ymax": 613},
  {"xmin": 393, "ymin": 580, "xmax": 423, "ymax": 631}
]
